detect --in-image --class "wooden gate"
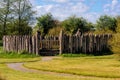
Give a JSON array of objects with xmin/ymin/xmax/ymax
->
[{"xmin": 39, "ymin": 36, "xmax": 60, "ymax": 56}]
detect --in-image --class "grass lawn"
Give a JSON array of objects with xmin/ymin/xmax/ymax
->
[
  {"xmin": 0, "ymin": 63, "xmax": 117, "ymax": 80},
  {"xmin": 24, "ymin": 54, "xmax": 120, "ymax": 78}
]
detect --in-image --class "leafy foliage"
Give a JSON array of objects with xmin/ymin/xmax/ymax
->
[
  {"xmin": 109, "ymin": 16, "xmax": 120, "ymax": 55},
  {"xmin": 96, "ymin": 15, "xmax": 117, "ymax": 32},
  {"xmin": 48, "ymin": 26, "xmax": 63, "ymax": 36},
  {"xmin": 0, "ymin": 0, "xmax": 34, "ymax": 38},
  {"xmin": 61, "ymin": 53, "xmax": 93, "ymax": 57},
  {"xmin": 62, "ymin": 16, "xmax": 92, "ymax": 35},
  {"xmin": 36, "ymin": 13, "xmax": 57, "ymax": 35},
  {"xmin": 7, "ymin": 20, "xmax": 32, "ymax": 35}
]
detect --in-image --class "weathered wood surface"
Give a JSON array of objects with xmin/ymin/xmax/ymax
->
[
  {"xmin": 61, "ymin": 33, "xmax": 112, "ymax": 54},
  {"xmin": 3, "ymin": 31, "xmax": 112, "ymax": 55}
]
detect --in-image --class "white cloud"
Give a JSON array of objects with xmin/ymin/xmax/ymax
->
[
  {"xmin": 29, "ymin": 0, "xmax": 36, "ymax": 6},
  {"xmin": 34, "ymin": 2, "xmax": 89, "ymax": 20},
  {"xmin": 46, "ymin": 0, "xmax": 85, "ymax": 3},
  {"xmin": 103, "ymin": 4, "xmax": 111, "ymax": 12},
  {"xmin": 52, "ymin": 0, "xmax": 69, "ymax": 3},
  {"xmin": 31, "ymin": 0, "xmax": 104, "ymax": 23},
  {"xmin": 103, "ymin": 0, "xmax": 120, "ymax": 16},
  {"xmin": 83, "ymin": 13, "xmax": 100, "ymax": 23},
  {"xmin": 111, "ymin": 0, "xmax": 118, "ymax": 10}
]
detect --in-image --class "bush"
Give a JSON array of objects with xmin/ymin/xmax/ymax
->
[
  {"xmin": 109, "ymin": 33, "xmax": 120, "ymax": 54},
  {"xmin": 48, "ymin": 27, "xmax": 63, "ymax": 36}
]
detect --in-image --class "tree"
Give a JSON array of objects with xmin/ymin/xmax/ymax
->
[
  {"xmin": 110, "ymin": 16, "xmax": 120, "ymax": 55},
  {"xmin": 11, "ymin": 0, "xmax": 34, "ymax": 35},
  {"xmin": 116, "ymin": 16, "xmax": 120, "ymax": 33},
  {"xmin": 96, "ymin": 15, "xmax": 117, "ymax": 32},
  {"xmin": 62, "ymin": 16, "xmax": 91, "ymax": 35},
  {"xmin": 36, "ymin": 13, "xmax": 57, "ymax": 35},
  {"xmin": 0, "ymin": 0, "xmax": 13, "ymax": 35},
  {"xmin": 0, "ymin": 0, "xmax": 34, "ymax": 36}
]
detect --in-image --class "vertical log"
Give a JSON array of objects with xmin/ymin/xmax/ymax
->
[
  {"xmin": 69, "ymin": 35, "xmax": 73, "ymax": 53},
  {"xmin": 28, "ymin": 36, "xmax": 31, "ymax": 53},
  {"xmin": 59, "ymin": 30, "xmax": 64, "ymax": 55},
  {"xmin": 3, "ymin": 36, "xmax": 5, "ymax": 51},
  {"xmin": 35, "ymin": 31, "xmax": 40, "ymax": 55}
]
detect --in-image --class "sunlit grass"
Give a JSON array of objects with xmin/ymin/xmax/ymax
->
[
  {"xmin": 0, "ymin": 58, "xmax": 41, "ymax": 63},
  {"xmin": 0, "ymin": 64, "xmax": 115, "ymax": 80},
  {"xmin": 0, "ymin": 47, "xmax": 41, "ymax": 63},
  {"xmin": 24, "ymin": 55, "xmax": 120, "ymax": 78}
]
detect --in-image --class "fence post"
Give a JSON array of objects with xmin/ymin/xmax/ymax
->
[
  {"xmin": 69, "ymin": 35, "xmax": 73, "ymax": 53},
  {"xmin": 59, "ymin": 30, "xmax": 64, "ymax": 55},
  {"xmin": 35, "ymin": 31, "xmax": 40, "ymax": 55}
]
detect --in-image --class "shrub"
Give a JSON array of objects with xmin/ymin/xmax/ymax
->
[
  {"xmin": 109, "ymin": 33, "xmax": 120, "ymax": 54},
  {"xmin": 48, "ymin": 26, "xmax": 63, "ymax": 36},
  {"xmin": 109, "ymin": 16, "xmax": 120, "ymax": 59}
]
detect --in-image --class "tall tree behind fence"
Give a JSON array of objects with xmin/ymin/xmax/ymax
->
[{"xmin": 3, "ymin": 31, "xmax": 112, "ymax": 55}]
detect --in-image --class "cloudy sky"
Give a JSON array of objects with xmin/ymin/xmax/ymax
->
[{"xmin": 30, "ymin": 0, "xmax": 120, "ymax": 23}]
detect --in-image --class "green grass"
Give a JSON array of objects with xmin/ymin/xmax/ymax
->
[
  {"xmin": 0, "ymin": 46, "xmax": 39, "ymax": 59},
  {"xmin": 24, "ymin": 55, "xmax": 120, "ymax": 78},
  {"xmin": 0, "ymin": 51, "xmax": 39, "ymax": 59},
  {"xmin": 0, "ymin": 58, "xmax": 41, "ymax": 63},
  {"xmin": 0, "ymin": 47, "xmax": 41, "ymax": 63},
  {"xmin": 61, "ymin": 53, "xmax": 93, "ymax": 57},
  {"xmin": 0, "ymin": 63, "xmax": 117, "ymax": 80}
]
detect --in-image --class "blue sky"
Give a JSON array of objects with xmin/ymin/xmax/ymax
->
[{"xmin": 30, "ymin": 0, "xmax": 120, "ymax": 23}]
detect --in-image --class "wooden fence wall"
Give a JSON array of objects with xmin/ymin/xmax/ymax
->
[
  {"xmin": 3, "ymin": 35, "xmax": 39, "ymax": 55},
  {"xmin": 3, "ymin": 31, "xmax": 112, "ymax": 55},
  {"xmin": 60, "ymin": 32, "xmax": 112, "ymax": 55}
]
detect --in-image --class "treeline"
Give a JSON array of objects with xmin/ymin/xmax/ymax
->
[
  {"xmin": 0, "ymin": 0, "xmax": 120, "ymax": 39},
  {"xmin": 0, "ymin": 0, "xmax": 34, "ymax": 39},
  {"xmin": 35, "ymin": 13, "xmax": 118, "ymax": 36}
]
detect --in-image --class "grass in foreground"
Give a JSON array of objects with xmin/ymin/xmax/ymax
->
[
  {"xmin": 0, "ymin": 64, "xmax": 115, "ymax": 80},
  {"xmin": 0, "ymin": 58, "xmax": 41, "ymax": 63},
  {"xmin": 0, "ymin": 47, "xmax": 39, "ymax": 59},
  {"xmin": 0, "ymin": 48, "xmax": 41, "ymax": 63},
  {"xmin": 0, "ymin": 51, "xmax": 39, "ymax": 59},
  {"xmin": 24, "ymin": 55, "xmax": 120, "ymax": 78}
]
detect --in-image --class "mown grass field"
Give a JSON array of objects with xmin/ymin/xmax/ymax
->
[
  {"xmin": 0, "ymin": 61, "xmax": 118, "ymax": 80},
  {"xmin": 0, "ymin": 44, "xmax": 110, "ymax": 80},
  {"xmin": 24, "ymin": 54, "xmax": 120, "ymax": 78},
  {"xmin": 0, "ymin": 51, "xmax": 119, "ymax": 80}
]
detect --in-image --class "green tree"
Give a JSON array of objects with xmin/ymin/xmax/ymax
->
[
  {"xmin": 96, "ymin": 15, "xmax": 117, "ymax": 32},
  {"xmin": 0, "ymin": 0, "xmax": 34, "ymax": 36},
  {"xmin": 36, "ymin": 13, "xmax": 57, "ymax": 35},
  {"xmin": 0, "ymin": 0, "xmax": 14, "ymax": 35},
  {"xmin": 116, "ymin": 16, "xmax": 120, "ymax": 33},
  {"xmin": 62, "ymin": 16, "xmax": 91, "ymax": 35},
  {"xmin": 110, "ymin": 16, "xmax": 120, "ymax": 55},
  {"xmin": 11, "ymin": 0, "xmax": 34, "ymax": 35}
]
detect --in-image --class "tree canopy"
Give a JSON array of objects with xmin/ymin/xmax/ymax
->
[
  {"xmin": 62, "ymin": 16, "xmax": 92, "ymax": 35},
  {"xmin": 0, "ymin": 0, "xmax": 34, "ymax": 38},
  {"xmin": 36, "ymin": 13, "xmax": 57, "ymax": 35},
  {"xmin": 96, "ymin": 15, "xmax": 117, "ymax": 32}
]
